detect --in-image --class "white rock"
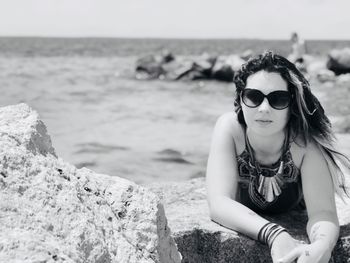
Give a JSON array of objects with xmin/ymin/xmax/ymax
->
[{"xmin": 0, "ymin": 103, "xmax": 181, "ymax": 263}]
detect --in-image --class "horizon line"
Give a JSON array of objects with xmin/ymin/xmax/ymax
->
[{"xmin": 0, "ymin": 35, "xmax": 349, "ymax": 41}]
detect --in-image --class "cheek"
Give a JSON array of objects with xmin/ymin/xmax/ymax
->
[
  {"xmin": 276, "ymin": 109, "xmax": 290, "ymax": 126},
  {"xmin": 241, "ymin": 106, "xmax": 255, "ymax": 125}
]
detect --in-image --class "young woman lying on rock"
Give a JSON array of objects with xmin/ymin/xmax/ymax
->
[{"xmin": 206, "ymin": 51, "xmax": 350, "ymax": 263}]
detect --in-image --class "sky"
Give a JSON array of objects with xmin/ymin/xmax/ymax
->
[{"xmin": 0, "ymin": 0, "xmax": 349, "ymax": 39}]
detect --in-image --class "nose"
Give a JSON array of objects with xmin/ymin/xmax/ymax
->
[{"xmin": 257, "ymin": 98, "xmax": 271, "ymax": 112}]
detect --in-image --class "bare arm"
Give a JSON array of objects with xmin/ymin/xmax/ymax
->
[
  {"xmin": 206, "ymin": 113, "xmax": 270, "ymax": 239},
  {"xmin": 301, "ymin": 141, "xmax": 340, "ymax": 250},
  {"xmin": 279, "ymin": 141, "xmax": 340, "ymax": 262}
]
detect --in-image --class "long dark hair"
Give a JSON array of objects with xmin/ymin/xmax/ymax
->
[{"xmin": 233, "ymin": 51, "xmax": 350, "ymax": 198}]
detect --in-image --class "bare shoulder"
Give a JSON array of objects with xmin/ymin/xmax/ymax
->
[
  {"xmin": 207, "ymin": 112, "xmax": 244, "ymax": 199},
  {"xmin": 215, "ymin": 112, "xmax": 237, "ymax": 127},
  {"xmin": 290, "ymin": 136, "xmax": 323, "ymax": 169},
  {"xmin": 217, "ymin": 112, "xmax": 242, "ymax": 136},
  {"xmin": 215, "ymin": 112, "xmax": 244, "ymax": 139}
]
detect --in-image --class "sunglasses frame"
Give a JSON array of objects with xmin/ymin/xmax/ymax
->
[{"xmin": 241, "ymin": 88, "xmax": 292, "ymax": 110}]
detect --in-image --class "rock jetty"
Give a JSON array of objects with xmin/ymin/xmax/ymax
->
[
  {"xmin": 135, "ymin": 51, "xmax": 248, "ymax": 82},
  {"xmin": 136, "ymin": 48, "xmax": 350, "ymax": 83}
]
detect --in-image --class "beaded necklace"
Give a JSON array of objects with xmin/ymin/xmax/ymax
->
[{"xmin": 245, "ymin": 131, "xmax": 288, "ymax": 202}]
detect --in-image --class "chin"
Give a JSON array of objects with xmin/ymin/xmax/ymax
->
[{"xmin": 252, "ymin": 124, "xmax": 282, "ymax": 136}]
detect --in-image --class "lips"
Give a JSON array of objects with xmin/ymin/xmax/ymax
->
[{"xmin": 256, "ymin": 119, "xmax": 272, "ymax": 123}]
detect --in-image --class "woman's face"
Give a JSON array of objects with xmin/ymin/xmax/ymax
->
[{"xmin": 241, "ymin": 70, "xmax": 290, "ymax": 136}]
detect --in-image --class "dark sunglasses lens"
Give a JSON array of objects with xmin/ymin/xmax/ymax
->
[
  {"xmin": 268, "ymin": 91, "xmax": 291, "ymax": 109},
  {"xmin": 242, "ymin": 89, "xmax": 264, "ymax": 107}
]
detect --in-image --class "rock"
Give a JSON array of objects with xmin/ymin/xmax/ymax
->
[
  {"xmin": 179, "ymin": 70, "xmax": 209, "ymax": 81},
  {"xmin": 189, "ymin": 54, "xmax": 217, "ymax": 80},
  {"xmin": 225, "ymin": 54, "xmax": 245, "ymax": 72},
  {"xmin": 211, "ymin": 56, "xmax": 236, "ymax": 82},
  {"xmin": 192, "ymin": 58, "xmax": 215, "ymax": 78},
  {"xmin": 135, "ymin": 53, "xmax": 217, "ymax": 81},
  {"xmin": 305, "ymin": 57, "xmax": 327, "ymax": 76},
  {"xmin": 0, "ymin": 104, "xmax": 181, "ymax": 263},
  {"xmin": 135, "ymin": 53, "xmax": 245, "ymax": 82},
  {"xmin": 161, "ymin": 59, "xmax": 194, "ymax": 80},
  {"xmin": 148, "ymin": 177, "xmax": 350, "ymax": 263},
  {"xmin": 173, "ymin": 55, "xmax": 216, "ymax": 81},
  {"xmin": 317, "ymin": 69, "xmax": 336, "ymax": 83},
  {"xmin": 211, "ymin": 64, "xmax": 234, "ymax": 82},
  {"xmin": 327, "ymin": 48, "xmax": 350, "ymax": 75},
  {"xmin": 160, "ymin": 49, "xmax": 175, "ymax": 63},
  {"xmin": 240, "ymin": 49, "xmax": 253, "ymax": 61},
  {"xmin": 135, "ymin": 55, "xmax": 165, "ymax": 80},
  {"xmin": 0, "ymin": 103, "xmax": 56, "ymax": 157},
  {"xmin": 336, "ymin": 73, "xmax": 350, "ymax": 84}
]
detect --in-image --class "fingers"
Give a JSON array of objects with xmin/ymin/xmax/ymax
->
[{"xmin": 278, "ymin": 246, "xmax": 303, "ymax": 263}]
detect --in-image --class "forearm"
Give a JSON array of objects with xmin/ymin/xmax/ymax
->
[
  {"xmin": 209, "ymin": 195, "xmax": 269, "ymax": 240},
  {"xmin": 307, "ymin": 211, "xmax": 340, "ymax": 251}
]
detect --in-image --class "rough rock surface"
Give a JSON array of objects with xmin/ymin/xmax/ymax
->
[
  {"xmin": 148, "ymin": 177, "xmax": 350, "ymax": 263},
  {"xmin": 0, "ymin": 103, "xmax": 181, "ymax": 263}
]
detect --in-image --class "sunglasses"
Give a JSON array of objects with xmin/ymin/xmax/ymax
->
[{"xmin": 241, "ymin": 88, "xmax": 292, "ymax": 110}]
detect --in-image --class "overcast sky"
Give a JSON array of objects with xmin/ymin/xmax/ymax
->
[{"xmin": 0, "ymin": 0, "xmax": 349, "ymax": 39}]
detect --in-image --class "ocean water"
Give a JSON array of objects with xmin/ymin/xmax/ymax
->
[{"xmin": 1, "ymin": 37, "xmax": 349, "ymax": 185}]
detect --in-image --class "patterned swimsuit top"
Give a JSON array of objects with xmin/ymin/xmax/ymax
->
[{"xmin": 236, "ymin": 130, "xmax": 304, "ymax": 214}]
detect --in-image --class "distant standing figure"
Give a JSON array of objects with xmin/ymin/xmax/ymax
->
[{"xmin": 288, "ymin": 32, "xmax": 307, "ymax": 64}]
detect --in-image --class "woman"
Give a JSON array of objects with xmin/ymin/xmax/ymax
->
[{"xmin": 206, "ymin": 51, "xmax": 350, "ymax": 263}]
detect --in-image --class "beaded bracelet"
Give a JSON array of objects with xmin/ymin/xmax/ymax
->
[{"xmin": 257, "ymin": 222, "xmax": 288, "ymax": 249}]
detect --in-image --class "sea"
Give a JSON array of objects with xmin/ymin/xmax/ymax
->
[{"xmin": 1, "ymin": 37, "xmax": 350, "ymax": 185}]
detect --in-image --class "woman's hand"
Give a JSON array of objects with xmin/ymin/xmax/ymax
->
[
  {"xmin": 277, "ymin": 240, "xmax": 332, "ymax": 263},
  {"xmin": 270, "ymin": 231, "xmax": 303, "ymax": 263}
]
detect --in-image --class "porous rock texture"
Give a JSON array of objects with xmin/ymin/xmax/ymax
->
[
  {"xmin": 0, "ymin": 103, "xmax": 181, "ymax": 263},
  {"xmin": 149, "ymin": 177, "xmax": 350, "ymax": 263}
]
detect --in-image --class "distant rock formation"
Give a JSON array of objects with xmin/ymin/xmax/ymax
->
[
  {"xmin": 327, "ymin": 48, "xmax": 350, "ymax": 75},
  {"xmin": 135, "ymin": 54, "xmax": 167, "ymax": 80},
  {"xmin": 136, "ymin": 49, "xmax": 350, "ymax": 83},
  {"xmin": 0, "ymin": 104, "xmax": 181, "ymax": 263},
  {"xmin": 135, "ymin": 51, "xmax": 249, "ymax": 82}
]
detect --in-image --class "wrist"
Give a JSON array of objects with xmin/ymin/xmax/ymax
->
[
  {"xmin": 269, "ymin": 230, "xmax": 293, "ymax": 248},
  {"xmin": 257, "ymin": 223, "xmax": 288, "ymax": 249}
]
